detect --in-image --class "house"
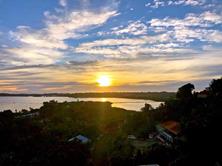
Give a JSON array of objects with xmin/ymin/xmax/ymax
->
[
  {"xmin": 127, "ymin": 135, "xmax": 137, "ymax": 140},
  {"xmin": 138, "ymin": 164, "xmax": 160, "ymax": 166},
  {"xmin": 156, "ymin": 120, "xmax": 181, "ymax": 143},
  {"xmin": 68, "ymin": 135, "xmax": 91, "ymax": 144},
  {"xmin": 16, "ymin": 112, "xmax": 39, "ymax": 118}
]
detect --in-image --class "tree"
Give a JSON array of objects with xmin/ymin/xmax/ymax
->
[
  {"xmin": 141, "ymin": 103, "xmax": 153, "ymax": 112},
  {"xmin": 176, "ymin": 83, "xmax": 195, "ymax": 101},
  {"xmin": 208, "ymin": 77, "xmax": 222, "ymax": 97}
]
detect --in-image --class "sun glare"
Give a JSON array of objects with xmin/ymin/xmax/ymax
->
[{"xmin": 97, "ymin": 75, "xmax": 111, "ymax": 87}]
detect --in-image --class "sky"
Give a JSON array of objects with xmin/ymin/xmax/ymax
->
[{"xmin": 0, "ymin": 0, "xmax": 222, "ymax": 93}]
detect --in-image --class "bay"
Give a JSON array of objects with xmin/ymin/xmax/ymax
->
[{"xmin": 0, "ymin": 96, "xmax": 163, "ymax": 112}]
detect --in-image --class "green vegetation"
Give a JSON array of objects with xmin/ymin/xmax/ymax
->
[
  {"xmin": 0, "ymin": 101, "xmax": 156, "ymax": 165},
  {"xmin": 0, "ymin": 77, "xmax": 222, "ymax": 165}
]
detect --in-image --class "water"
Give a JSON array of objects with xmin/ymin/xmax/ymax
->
[{"xmin": 0, "ymin": 96, "xmax": 163, "ymax": 112}]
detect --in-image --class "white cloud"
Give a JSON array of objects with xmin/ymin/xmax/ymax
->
[
  {"xmin": 1, "ymin": 46, "xmax": 222, "ymax": 92},
  {"xmin": 46, "ymin": 10, "xmax": 119, "ymax": 40},
  {"xmin": 147, "ymin": 0, "xmax": 206, "ymax": 8},
  {"xmin": 10, "ymin": 27, "xmax": 67, "ymax": 50},
  {"xmin": 184, "ymin": 0, "xmax": 206, "ymax": 6},
  {"xmin": 59, "ymin": 0, "xmax": 67, "ymax": 7},
  {"xmin": 77, "ymin": 38, "xmax": 144, "ymax": 48},
  {"xmin": 1, "ymin": 45, "xmax": 8, "ymax": 48},
  {"xmin": 149, "ymin": 11, "xmax": 222, "ymax": 43},
  {"xmin": 150, "ymin": 0, "xmax": 165, "ymax": 8},
  {"xmin": 173, "ymin": 28, "xmax": 222, "ymax": 43},
  {"xmin": 6, "ymin": 47, "xmax": 62, "ymax": 65},
  {"xmin": 170, "ymin": 0, "xmax": 205, "ymax": 6},
  {"xmin": 205, "ymin": 30, "xmax": 222, "ymax": 43},
  {"xmin": 75, "ymin": 9, "xmax": 222, "ymax": 59},
  {"xmin": 154, "ymin": 43, "xmax": 181, "ymax": 49},
  {"xmin": 145, "ymin": 3, "xmax": 151, "ymax": 7},
  {"xmin": 200, "ymin": 11, "xmax": 222, "ymax": 24},
  {"xmin": 150, "ymin": 11, "xmax": 222, "ymax": 28},
  {"xmin": 74, "ymin": 33, "xmax": 195, "ymax": 58},
  {"xmin": 111, "ymin": 21, "xmax": 148, "ymax": 35},
  {"xmin": 1, "ymin": 0, "xmax": 222, "ymax": 93},
  {"xmin": 6, "ymin": 8, "xmax": 119, "ymax": 65},
  {"xmin": 76, "ymin": 34, "xmax": 171, "ymax": 48}
]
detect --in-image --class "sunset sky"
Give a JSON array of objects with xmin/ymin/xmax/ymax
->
[{"xmin": 0, "ymin": 0, "xmax": 222, "ymax": 93}]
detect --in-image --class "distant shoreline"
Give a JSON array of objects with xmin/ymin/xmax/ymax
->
[{"xmin": 0, "ymin": 92, "xmax": 175, "ymax": 102}]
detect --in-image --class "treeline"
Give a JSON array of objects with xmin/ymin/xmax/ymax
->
[{"xmin": 0, "ymin": 92, "xmax": 175, "ymax": 101}]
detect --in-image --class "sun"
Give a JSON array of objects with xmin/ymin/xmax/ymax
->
[{"xmin": 97, "ymin": 75, "xmax": 112, "ymax": 87}]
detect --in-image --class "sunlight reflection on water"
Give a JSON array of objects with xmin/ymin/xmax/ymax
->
[{"xmin": 0, "ymin": 97, "xmax": 163, "ymax": 112}]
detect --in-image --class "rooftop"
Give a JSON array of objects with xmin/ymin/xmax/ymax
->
[{"xmin": 160, "ymin": 120, "xmax": 181, "ymax": 135}]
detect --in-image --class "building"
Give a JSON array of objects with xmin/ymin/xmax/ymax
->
[
  {"xmin": 16, "ymin": 112, "xmax": 39, "ymax": 118},
  {"xmin": 68, "ymin": 135, "xmax": 91, "ymax": 144},
  {"xmin": 156, "ymin": 120, "xmax": 181, "ymax": 143},
  {"xmin": 138, "ymin": 164, "xmax": 160, "ymax": 166},
  {"xmin": 127, "ymin": 135, "xmax": 137, "ymax": 140}
]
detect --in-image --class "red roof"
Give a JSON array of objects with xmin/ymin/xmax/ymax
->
[{"xmin": 161, "ymin": 121, "xmax": 181, "ymax": 135}]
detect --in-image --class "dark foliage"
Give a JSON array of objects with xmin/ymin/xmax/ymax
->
[{"xmin": 1, "ymin": 77, "xmax": 222, "ymax": 165}]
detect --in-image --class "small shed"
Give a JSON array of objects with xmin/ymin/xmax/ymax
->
[
  {"xmin": 127, "ymin": 135, "xmax": 137, "ymax": 140},
  {"xmin": 68, "ymin": 135, "xmax": 91, "ymax": 144}
]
